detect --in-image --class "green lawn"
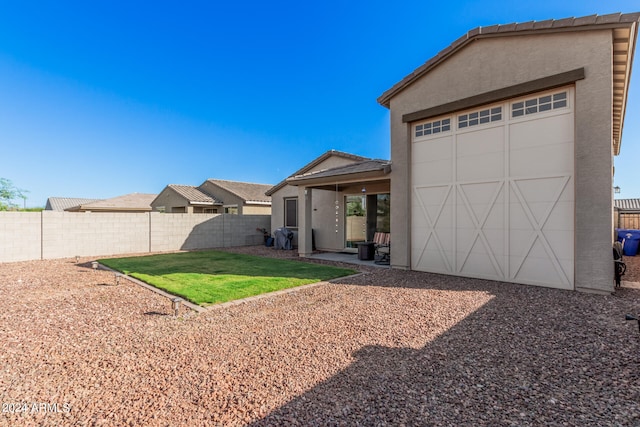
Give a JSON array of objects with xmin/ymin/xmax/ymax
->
[{"xmin": 99, "ymin": 250, "xmax": 355, "ymax": 306}]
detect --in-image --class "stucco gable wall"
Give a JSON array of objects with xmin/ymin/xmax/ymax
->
[
  {"xmin": 389, "ymin": 30, "xmax": 614, "ymax": 291},
  {"xmin": 151, "ymin": 188, "xmax": 190, "ymax": 212},
  {"xmin": 198, "ymin": 182, "xmax": 245, "ymax": 211},
  {"xmin": 389, "ymin": 31, "xmax": 611, "ymax": 115},
  {"xmin": 308, "ymin": 156, "xmax": 367, "ymax": 174}
]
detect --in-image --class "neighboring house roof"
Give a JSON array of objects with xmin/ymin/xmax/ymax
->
[
  {"xmin": 45, "ymin": 197, "xmax": 101, "ymax": 211},
  {"xmin": 65, "ymin": 193, "xmax": 157, "ymax": 212},
  {"xmin": 287, "ymin": 159, "xmax": 392, "ymax": 185},
  {"xmin": 167, "ymin": 184, "xmax": 222, "ymax": 205},
  {"xmin": 377, "ymin": 12, "xmax": 640, "ymax": 155},
  {"xmin": 615, "ymin": 198, "xmax": 640, "ymax": 211},
  {"xmin": 203, "ymin": 179, "xmax": 272, "ymax": 205},
  {"xmin": 265, "ymin": 150, "xmax": 371, "ymax": 196}
]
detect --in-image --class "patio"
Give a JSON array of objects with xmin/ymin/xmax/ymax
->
[{"xmin": 309, "ymin": 250, "xmax": 391, "ymax": 268}]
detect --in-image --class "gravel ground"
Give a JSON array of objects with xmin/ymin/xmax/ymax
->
[
  {"xmin": 622, "ymin": 253, "xmax": 640, "ymax": 283},
  {"xmin": 1, "ymin": 247, "xmax": 640, "ymax": 426}
]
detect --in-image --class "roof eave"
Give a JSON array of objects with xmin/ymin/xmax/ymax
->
[
  {"xmin": 189, "ymin": 202, "xmax": 217, "ymax": 206},
  {"xmin": 245, "ymin": 201, "xmax": 272, "ymax": 206},
  {"xmin": 614, "ymin": 21, "xmax": 639, "ymax": 155},
  {"xmin": 286, "ymin": 167, "xmax": 391, "ymax": 187}
]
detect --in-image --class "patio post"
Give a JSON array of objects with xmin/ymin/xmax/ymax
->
[{"xmin": 298, "ymin": 186, "xmax": 313, "ymax": 257}]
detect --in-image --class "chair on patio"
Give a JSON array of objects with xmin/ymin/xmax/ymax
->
[{"xmin": 373, "ymin": 232, "xmax": 390, "ymax": 265}]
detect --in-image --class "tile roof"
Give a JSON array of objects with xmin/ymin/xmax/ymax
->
[
  {"xmin": 204, "ymin": 180, "xmax": 272, "ymax": 204},
  {"xmin": 168, "ymin": 184, "xmax": 222, "ymax": 204},
  {"xmin": 378, "ymin": 12, "xmax": 640, "ymax": 107},
  {"xmin": 45, "ymin": 197, "xmax": 101, "ymax": 211},
  {"xmin": 287, "ymin": 159, "xmax": 391, "ymax": 182},
  {"xmin": 67, "ymin": 193, "xmax": 157, "ymax": 212},
  {"xmin": 615, "ymin": 198, "xmax": 640, "ymax": 210},
  {"xmin": 265, "ymin": 150, "xmax": 372, "ymax": 196}
]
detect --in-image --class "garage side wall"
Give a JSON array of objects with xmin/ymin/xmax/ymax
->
[{"xmin": 389, "ymin": 31, "xmax": 614, "ymax": 291}]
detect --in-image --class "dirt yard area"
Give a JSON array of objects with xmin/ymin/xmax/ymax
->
[{"xmin": 1, "ymin": 247, "xmax": 639, "ymax": 426}]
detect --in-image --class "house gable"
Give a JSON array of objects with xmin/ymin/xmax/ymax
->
[
  {"xmin": 151, "ymin": 185, "xmax": 221, "ymax": 213},
  {"xmin": 379, "ymin": 12, "xmax": 639, "ymax": 293},
  {"xmin": 201, "ymin": 180, "xmax": 272, "ymax": 205},
  {"xmin": 265, "ymin": 150, "xmax": 370, "ymax": 197},
  {"xmin": 379, "ymin": 12, "xmax": 638, "ymax": 154}
]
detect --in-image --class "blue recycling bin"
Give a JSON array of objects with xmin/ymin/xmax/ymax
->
[{"xmin": 618, "ymin": 229, "xmax": 640, "ymax": 256}]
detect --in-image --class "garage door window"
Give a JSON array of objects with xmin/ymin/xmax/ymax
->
[
  {"xmin": 512, "ymin": 91, "xmax": 567, "ymax": 117},
  {"xmin": 458, "ymin": 107, "xmax": 502, "ymax": 129},
  {"xmin": 415, "ymin": 118, "xmax": 451, "ymax": 138}
]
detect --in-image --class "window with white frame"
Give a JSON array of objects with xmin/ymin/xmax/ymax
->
[
  {"xmin": 415, "ymin": 118, "xmax": 451, "ymax": 138},
  {"xmin": 284, "ymin": 197, "xmax": 298, "ymax": 228},
  {"xmin": 512, "ymin": 91, "xmax": 567, "ymax": 117},
  {"xmin": 458, "ymin": 107, "xmax": 502, "ymax": 129}
]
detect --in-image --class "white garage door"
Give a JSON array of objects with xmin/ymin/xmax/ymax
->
[{"xmin": 411, "ymin": 87, "xmax": 574, "ymax": 289}]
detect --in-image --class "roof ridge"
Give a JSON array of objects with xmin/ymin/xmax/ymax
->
[{"xmin": 205, "ymin": 178, "xmax": 273, "ymax": 186}]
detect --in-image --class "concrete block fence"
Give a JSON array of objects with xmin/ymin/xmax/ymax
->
[{"xmin": 0, "ymin": 212, "xmax": 270, "ymax": 263}]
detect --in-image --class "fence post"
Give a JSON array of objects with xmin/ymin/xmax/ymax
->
[{"xmin": 40, "ymin": 210, "xmax": 44, "ymax": 260}]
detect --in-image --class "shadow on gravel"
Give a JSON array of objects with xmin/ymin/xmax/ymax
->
[
  {"xmin": 143, "ymin": 311, "xmax": 172, "ymax": 317},
  {"xmin": 250, "ymin": 271, "xmax": 640, "ymax": 426}
]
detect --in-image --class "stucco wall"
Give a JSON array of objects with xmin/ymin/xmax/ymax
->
[
  {"xmin": 0, "ymin": 212, "xmax": 270, "ymax": 262},
  {"xmin": 0, "ymin": 212, "xmax": 42, "ymax": 262},
  {"xmin": 270, "ymin": 184, "xmax": 299, "ymax": 236},
  {"xmin": 387, "ymin": 30, "xmax": 614, "ymax": 291},
  {"xmin": 310, "ymin": 188, "xmax": 345, "ymax": 251}
]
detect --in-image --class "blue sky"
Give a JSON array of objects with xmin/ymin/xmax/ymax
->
[{"xmin": 1, "ymin": 1, "xmax": 639, "ymax": 207}]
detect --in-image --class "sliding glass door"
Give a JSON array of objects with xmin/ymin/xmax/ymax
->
[{"xmin": 344, "ymin": 193, "xmax": 390, "ymax": 249}]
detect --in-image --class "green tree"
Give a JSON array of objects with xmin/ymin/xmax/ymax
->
[
  {"xmin": 346, "ymin": 197, "xmax": 365, "ymax": 216},
  {"xmin": 0, "ymin": 178, "xmax": 28, "ymax": 211}
]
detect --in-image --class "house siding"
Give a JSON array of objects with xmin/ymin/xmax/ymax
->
[{"xmin": 242, "ymin": 205, "xmax": 271, "ymax": 215}]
